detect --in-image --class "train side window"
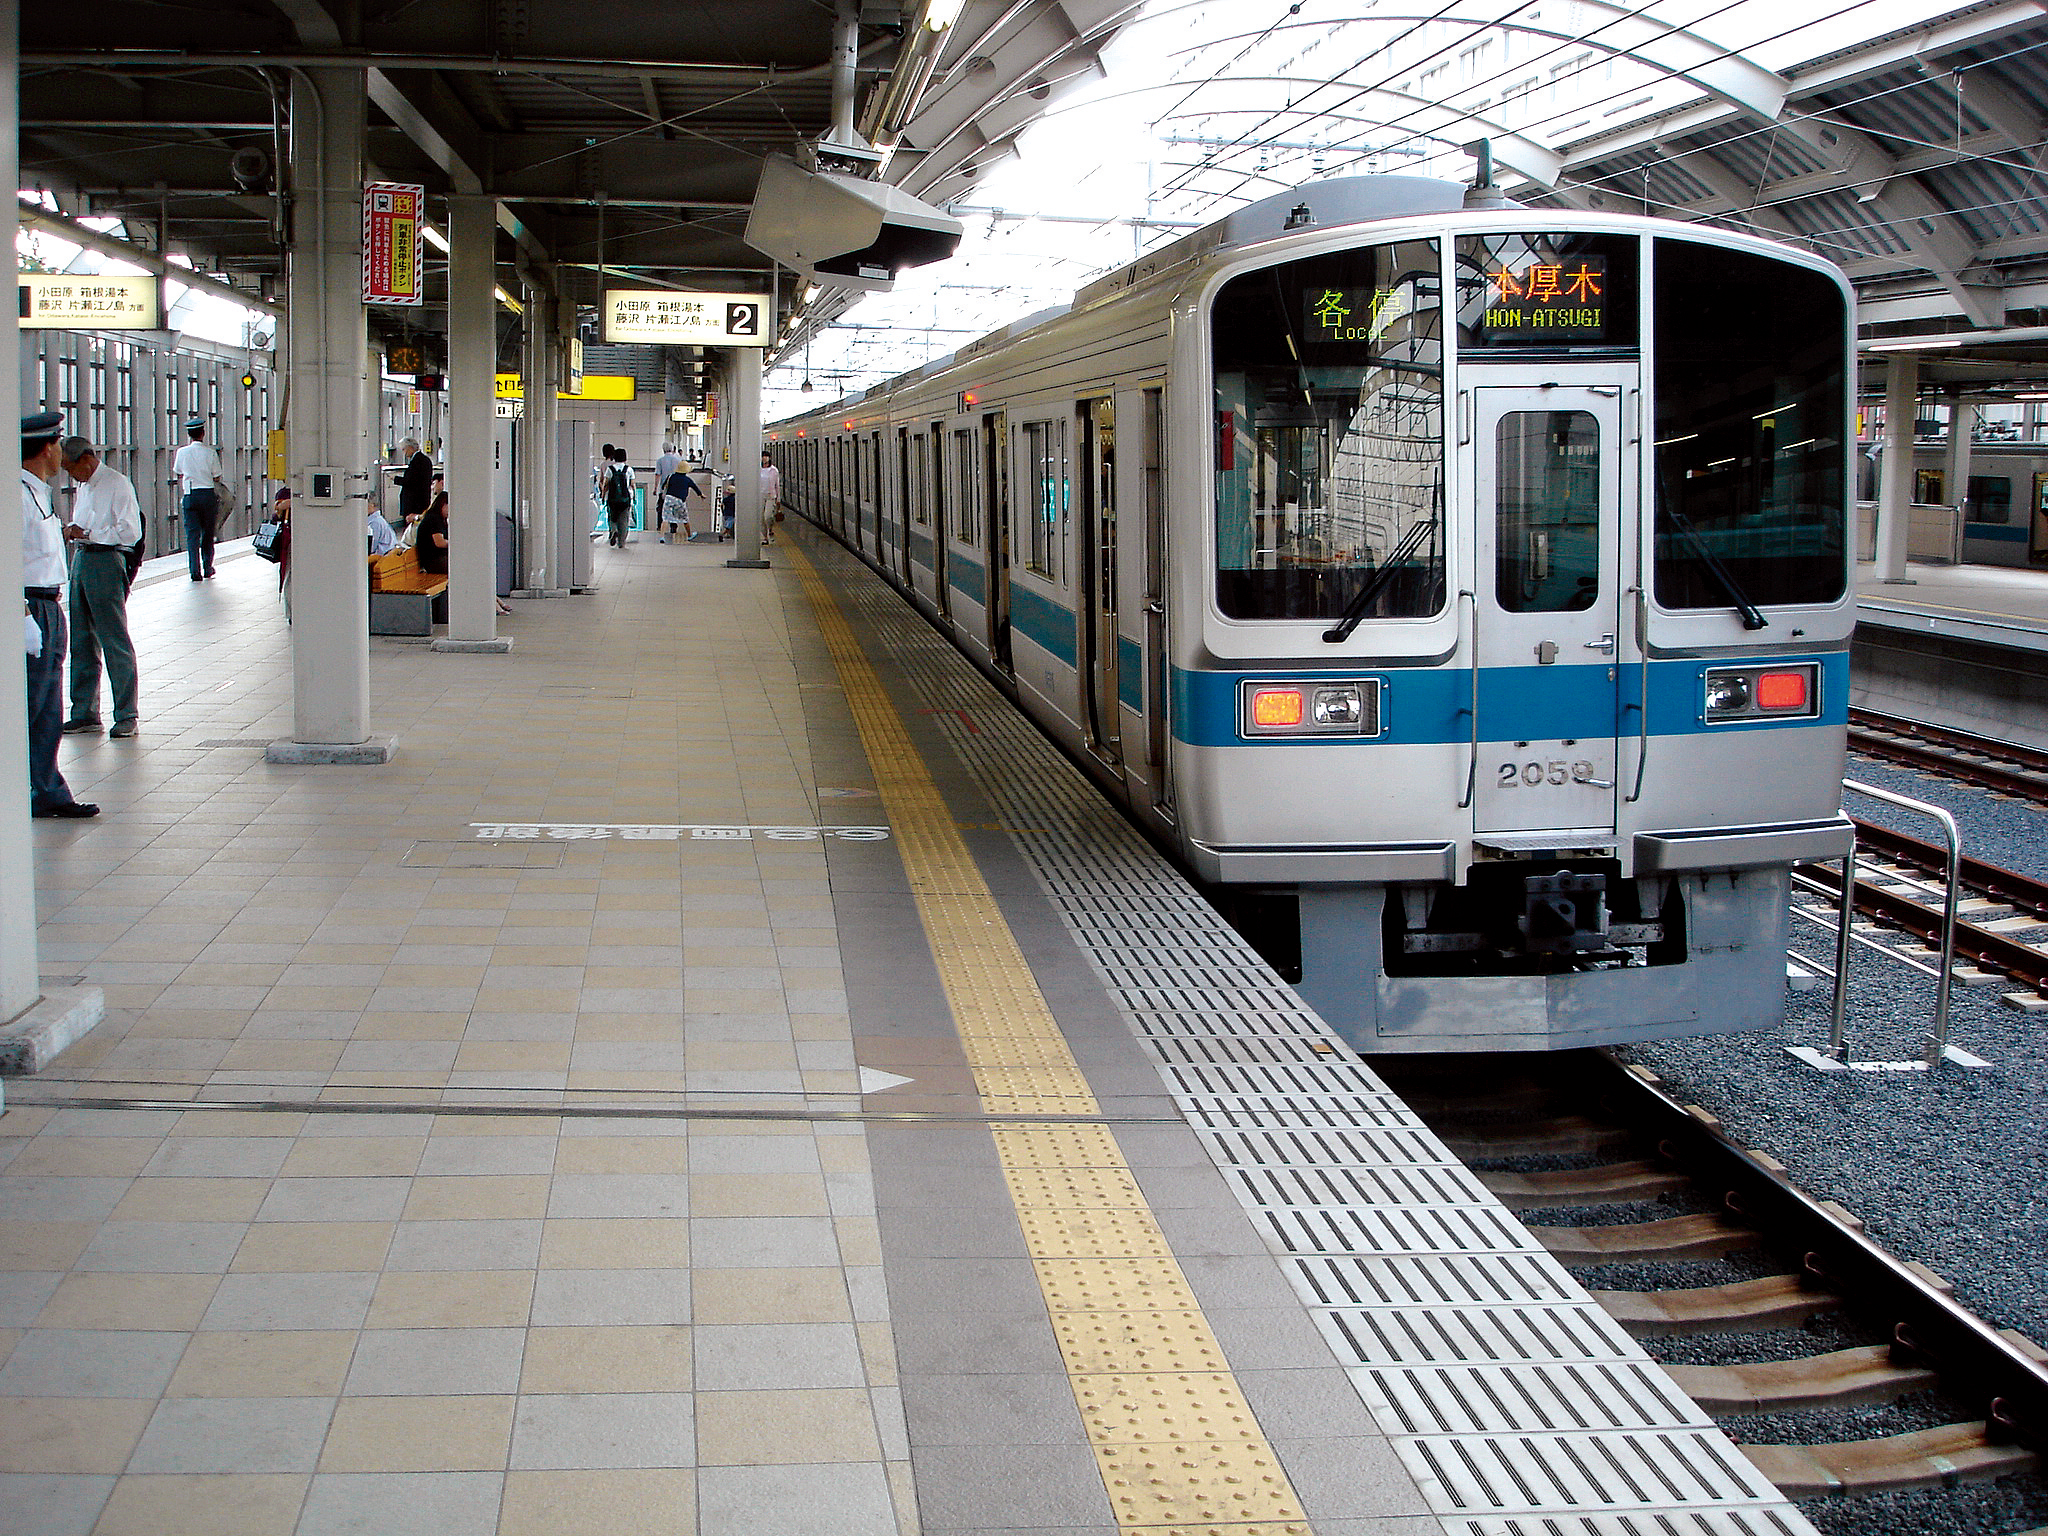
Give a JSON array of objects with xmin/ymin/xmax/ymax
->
[
  {"xmin": 928, "ymin": 423, "xmax": 945, "ymax": 534},
  {"xmin": 952, "ymin": 429, "xmax": 978, "ymax": 544},
  {"xmin": 1022, "ymin": 419, "xmax": 1067, "ymax": 581},
  {"xmin": 1653, "ymin": 238, "xmax": 1847, "ymax": 610},
  {"xmin": 1495, "ymin": 411, "xmax": 1600, "ymax": 612},
  {"xmin": 1209, "ymin": 238, "xmax": 1445, "ymax": 621},
  {"xmin": 1968, "ymin": 475, "xmax": 2012, "ymax": 524},
  {"xmin": 1914, "ymin": 469, "xmax": 1944, "ymax": 505}
]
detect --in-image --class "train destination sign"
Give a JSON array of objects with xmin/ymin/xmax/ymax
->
[
  {"xmin": 604, "ymin": 290, "xmax": 769, "ymax": 346},
  {"xmin": 19, "ymin": 273, "xmax": 159, "ymax": 329},
  {"xmin": 1304, "ymin": 285, "xmax": 1409, "ymax": 344},
  {"xmin": 1483, "ymin": 256, "xmax": 1606, "ymax": 340}
]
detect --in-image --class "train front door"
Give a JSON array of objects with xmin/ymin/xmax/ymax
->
[{"xmin": 1466, "ymin": 378, "xmax": 1628, "ymax": 838}]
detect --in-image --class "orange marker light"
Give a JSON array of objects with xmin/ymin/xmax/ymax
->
[
  {"xmin": 1251, "ymin": 688, "xmax": 1305, "ymax": 728},
  {"xmin": 1756, "ymin": 671, "xmax": 1809, "ymax": 710}
]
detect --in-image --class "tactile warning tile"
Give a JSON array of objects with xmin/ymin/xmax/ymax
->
[{"xmin": 790, "ymin": 544, "xmax": 1311, "ymax": 1535}]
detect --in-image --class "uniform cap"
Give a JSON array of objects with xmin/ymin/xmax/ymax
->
[
  {"xmin": 21, "ymin": 410, "xmax": 63, "ymax": 446},
  {"xmin": 184, "ymin": 417, "xmax": 206, "ymax": 431}
]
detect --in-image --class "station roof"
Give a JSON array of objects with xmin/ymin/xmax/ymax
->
[{"xmin": 18, "ymin": 0, "xmax": 1139, "ymax": 347}]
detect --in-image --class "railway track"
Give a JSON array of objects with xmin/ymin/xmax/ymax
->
[
  {"xmin": 1378, "ymin": 1051, "xmax": 2048, "ymax": 1533},
  {"xmin": 1848, "ymin": 709, "xmax": 2048, "ymax": 803},
  {"xmin": 1802, "ymin": 818, "xmax": 2048, "ymax": 1006}
]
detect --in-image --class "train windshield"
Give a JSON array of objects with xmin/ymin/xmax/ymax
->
[
  {"xmin": 1653, "ymin": 239, "xmax": 1847, "ymax": 611},
  {"xmin": 1210, "ymin": 240, "xmax": 1445, "ymax": 621}
]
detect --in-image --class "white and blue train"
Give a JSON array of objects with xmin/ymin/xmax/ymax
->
[{"xmin": 770, "ymin": 176, "xmax": 1855, "ymax": 1052}]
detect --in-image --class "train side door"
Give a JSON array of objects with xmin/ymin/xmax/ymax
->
[
  {"xmin": 2031, "ymin": 472, "xmax": 2048, "ymax": 565},
  {"xmin": 985, "ymin": 410, "xmax": 1013, "ymax": 674},
  {"xmin": 1468, "ymin": 380, "xmax": 1627, "ymax": 837},
  {"xmin": 1078, "ymin": 396, "xmax": 1121, "ymax": 766},
  {"xmin": 929, "ymin": 420, "xmax": 950, "ymax": 617}
]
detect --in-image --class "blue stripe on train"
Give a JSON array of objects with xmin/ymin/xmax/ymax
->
[
  {"xmin": 948, "ymin": 553, "xmax": 987, "ymax": 605},
  {"xmin": 1009, "ymin": 583, "xmax": 1077, "ymax": 667},
  {"xmin": 1170, "ymin": 652, "xmax": 1850, "ymax": 747},
  {"xmin": 1118, "ymin": 637, "xmax": 1144, "ymax": 712}
]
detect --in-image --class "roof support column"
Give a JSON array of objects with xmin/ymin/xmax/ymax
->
[
  {"xmin": 435, "ymin": 195, "xmax": 510, "ymax": 651},
  {"xmin": 725, "ymin": 349, "xmax": 768, "ymax": 569},
  {"xmin": 1875, "ymin": 354, "xmax": 1918, "ymax": 584},
  {"xmin": 517, "ymin": 274, "xmax": 563, "ymax": 594},
  {"xmin": 272, "ymin": 67, "xmax": 393, "ymax": 763},
  {"xmin": 1945, "ymin": 391, "xmax": 1975, "ymax": 554},
  {"xmin": 2, "ymin": 0, "xmax": 43, "ymax": 1025}
]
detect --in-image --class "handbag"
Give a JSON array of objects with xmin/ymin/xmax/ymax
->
[{"xmin": 252, "ymin": 518, "xmax": 285, "ymax": 564}]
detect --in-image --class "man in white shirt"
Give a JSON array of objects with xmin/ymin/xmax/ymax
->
[
  {"xmin": 655, "ymin": 442, "xmax": 681, "ymax": 489},
  {"xmin": 20, "ymin": 411, "xmax": 97, "ymax": 818},
  {"xmin": 366, "ymin": 505, "xmax": 398, "ymax": 556},
  {"xmin": 58, "ymin": 437, "xmax": 143, "ymax": 739},
  {"xmin": 759, "ymin": 452, "xmax": 782, "ymax": 544},
  {"xmin": 172, "ymin": 417, "xmax": 225, "ymax": 581}
]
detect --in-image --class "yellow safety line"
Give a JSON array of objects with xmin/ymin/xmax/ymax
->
[{"xmin": 787, "ymin": 541, "xmax": 1312, "ymax": 1535}]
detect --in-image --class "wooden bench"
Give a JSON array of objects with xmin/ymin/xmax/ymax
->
[{"xmin": 368, "ymin": 548, "xmax": 448, "ymax": 635}]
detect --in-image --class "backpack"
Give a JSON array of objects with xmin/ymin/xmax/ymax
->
[{"xmin": 604, "ymin": 462, "xmax": 632, "ymax": 508}]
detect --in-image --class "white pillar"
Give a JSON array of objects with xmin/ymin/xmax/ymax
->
[
  {"xmin": 1875, "ymin": 353, "xmax": 1917, "ymax": 584},
  {"xmin": 517, "ymin": 275, "xmax": 553, "ymax": 592},
  {"xmin": 725, "ymin": 349, "xmax": 769, "ymax": 569},
  {"xmin": 436, "ymin": 195, "xmax": 508, "ymax": 651},
  {"xmin": 1, "ymin": 0, "xmax": 40, "ymax": 1023},
  {"xmin": 1946, "ymin": 392, "xmax": 1975, "ymax": 552}
]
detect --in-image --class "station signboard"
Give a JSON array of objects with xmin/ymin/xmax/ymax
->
[
  {"xmin": 363, "ymin": 182, "xmax": 425, "ymax": 307},
  {"xmin": 19, "ymin": 273, "xmax": 159, "ymax": 329},
  {"xmin": 604, "ymin": 289, "xmax": 769, "ymax": 346}
]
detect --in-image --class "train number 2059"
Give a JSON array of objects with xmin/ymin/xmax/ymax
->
[{"xmin": 1498, "ymin": 759, "xmax": 1599, "ymax": 787}]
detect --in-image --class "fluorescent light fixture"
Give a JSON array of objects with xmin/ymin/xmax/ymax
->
[
  {"xmin": 1653, "ymin": 433, "xmax": 1698, "ymax": 447},
  {"xmin": 421, "ymin": 224, "xmax": 449, "ymax": 253},
  {"xmin": 2015, "ymin": 392, "xmax": 2048, "ymax": 401},
  {"xmin": 1865, "ymin": 337, "xmax": 1964, "ymax": 352},
  {"xmin": 494, "ymin": 285, "xmax": 523, "ymax": 314},
  {"xmin": 924, "ymin": 0, "xmax": 965, "ymax": 29},
  {"xmin": 802, "ymin": 284, "xmax": 821, "ymax": 304}
]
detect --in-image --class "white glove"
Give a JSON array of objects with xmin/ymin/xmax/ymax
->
[{"xmin": 25, "ymin": 612, "xmax": 43, "ymax": 658}]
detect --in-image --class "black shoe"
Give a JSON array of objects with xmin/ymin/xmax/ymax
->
[
  {"xmin": 190, "ymin": 575, "xmax": 203, "ymax": 582},
  {"xmin": 60, "ymin": 718, "xmax": 102, "ymax": 735},
  {"xmin": 34, "ymin": 802, "xmax": 100, "ymax": 819},
  {"xmin": 109, "ymin": 721, "xmax": 139, "ymax": 738}
]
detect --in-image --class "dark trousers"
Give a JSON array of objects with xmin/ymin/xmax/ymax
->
[
  {"xmin": 607, "ymin": 504, "xmax": 630, "ymax": 546},
  {"xmin": 26, "ymin": 595, "xmax": 76, "ymax": 813},
  {"xmin": 69, "ymin": 547, "xmax": 139, "ymax": 727},
  {"xmin": 182, "ymin": 489, "xmax": 219, "ymax": 579}
]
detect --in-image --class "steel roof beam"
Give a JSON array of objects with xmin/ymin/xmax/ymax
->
[{"xmin": 25, "ymin": 50, "xmax": 829, "ymax": 84}]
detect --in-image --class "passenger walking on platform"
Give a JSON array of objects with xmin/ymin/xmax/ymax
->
[
  {"xmin": 56, "ymin": 436, "xmax": 142, "ymax": 740},
  {"xmin": 679, "ymin": 462, "xmax": 712, "ymax": 540},
  {"xmin": 172, "ymin": 418, "xmax": 225, "ymax": 581},
  {"xmin": 396, "ymin": 437, "xmax": 433, "ymax": 527},
  {"xmin": 719, "ymin": 472, "xmax": 736, "ymax": 540},
  {"xmin": 655, "ymin": 442, "xmax": 681, "ymax": 491},
  {"xmin": 20, "ymin": 411, "xmax": 98, "ymax": 819},
  {"xmin": 659, "ymin": 461, "xmax": 694, "ymax": 543},
  {"xmin": 760, "ymin": 452, "xmax": 782, "ymax": 544},
  {"xmin": 602, "ymin": 447, "xmax": 635, "ymax": 548}
]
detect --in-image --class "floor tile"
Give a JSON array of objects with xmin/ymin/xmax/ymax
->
[
  {"xmin": 344, "ymin": 1328, "xmax": 526, "ymax": 1395},
  {"xmin": 529, "ymin": 1270, "xmax": 688, "ymax": 1327},
  {"xmin": 535, "ymin": 1219, "xmax": 688, "ymax": 1270},
  {"xmin": 0, "ymin": 1398, "xmax": 153, "ymax": 1474},
  {"xmin": 30, "ymin": 1273, "xmax": 217, "ymax": 1331},
  {"xmin": 692, "ymin": 1324, "xmax": 866, "ymax": 1391},
  {"xmin": 0, "ymin": 1331, "xmax": 187, "ymax": 1398},
  {"xmin": 508, "ymin": 1392, "xmax": 694, "ymax": 1471},
  {"xmin": 496, "ymin": 1468, "xmax": 695, "ymax": 1536},
  {"xmin": 0, "ymin": 1472, "xmax": 115, "ymax": 1536},
  {"xmin": 229, "ymin": 1222, "xmax": 393, "ymax": 1273},
  {"xmin": 519, "ymin": 1327, "xmax": 693, "ymax": 1393},
  {"xmin": 89, "ymin": 1472, "xmax": 310, "ymax": 1536},
  {"xmin": 166, "ymin": 1331, "xmax": 356, "ymax": 1398},
  {"xmin": 365, "ymin": 1270, "xmax": 534, "ymax": 1329},
  {"xmin": 687, "ymin": 1268, "xmax": 852, "ymax": 1326},
  {"xmin": 382, "ymin": 1220, "xmax": 542, "ymax": 1272},
  {"xmin": 695, "ymin": 1461, "xmax": 897, "ymax": 1536},
  {"xmin": 694, "ymin": 1388, "xmax": 881, "ymax": 1465},
  {"xmin": 318, "ymin": 1395, "xmax": 515, "ymax": 1472},
  {"xmin": 200, "ymin": 1272, "xmax": 377, "ymax": 1331},
  {"xmin": 128, "ymin": 1396, "xmax": 334, "ymax": 1473},
  {"xmin": 295, "ymin": 1471, "xmax": 503, "ymax": 1536}
]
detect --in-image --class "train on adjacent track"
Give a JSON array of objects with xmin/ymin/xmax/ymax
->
[{"xmin": 770, "ymin": 175, "xmax": 1856, "ymax": 1052}]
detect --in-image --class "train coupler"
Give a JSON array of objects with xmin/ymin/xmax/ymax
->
[{"xmin": 1521, "ymin": 872, "xmax": 1611, "ymax": 955}]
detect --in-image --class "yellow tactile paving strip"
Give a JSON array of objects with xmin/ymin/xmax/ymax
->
[{"xmin": 788, "ymin": 541, "xmax": 1311, "ymax": 1535}]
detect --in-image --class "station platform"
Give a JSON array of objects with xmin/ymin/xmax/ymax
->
[
  {"xmin": 6, "ymin": 527, "xmax": 1813, "ymax": 1536},
  {"xmin": 1853, "ymin": 559, "xmax": 2048, "ymax": 748}
]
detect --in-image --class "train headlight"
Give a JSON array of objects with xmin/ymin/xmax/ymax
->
[
  {"xmin": 1703, "ymin": 664, "xmax": 1819, "ymax": 722},
  {"xmin": 1703, "ymin": 673, "xmax": 1751, "ymax": 715},
  {"xmin": 1312, "ymin": 684, "xmax": 1364, "ymax": 726},
  {"xmin": 1238, "ymin": 678, "xmax": 1380, "ymax": 737}
]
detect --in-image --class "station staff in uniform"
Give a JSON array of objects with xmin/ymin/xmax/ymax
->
[
  {"xmin": 58, "ymin": 436, "xmax": 143, "ymax": 739},
  {"xmin": 172, "ymin": 417, "xmax": 225, "ymax": 581},
  {"xmin": 20, "ymin": 412, "xmax": 99, "ymax": 819}
]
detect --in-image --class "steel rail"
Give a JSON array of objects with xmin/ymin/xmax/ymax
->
[
  {"xmin": 1850, "ymin": 816, "xmax": 2048, "ymax": 920},
  {"xmin": 1593, "ymin": 1052, "xmax": 2048, "ymax": 1459},
  {"xmin": 1803, "ymin": 856, "xmax": 2048, "ymax": 999},
  {"xmin": 1848, "ymin": 708, "xmax": 2048, "ymax": 801}
]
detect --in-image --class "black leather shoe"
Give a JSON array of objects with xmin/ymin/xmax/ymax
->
[
  {"xmin": 109, "ymin": 721, "xmax": 139, "ymax": 738},
  {"xmin": 60, "ymin": 719, "xmax": 102, "ymax": 735},
  {"xmin": 34, "ymin": 802, "xmax": 100, "ymax": 819}
]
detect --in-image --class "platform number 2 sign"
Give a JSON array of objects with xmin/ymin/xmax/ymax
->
[{"xmin": 726, "ymin": 302, "xmax": 761, "ymax": 338}]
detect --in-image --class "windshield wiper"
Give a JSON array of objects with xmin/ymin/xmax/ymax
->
[
  {"xmin": 1659, "ymin": 500, "xmax": 1767, "ymax": 631},
  {"xmin": 1322, "ymin": 513, "xmax": 1439, "ymax": 643}
]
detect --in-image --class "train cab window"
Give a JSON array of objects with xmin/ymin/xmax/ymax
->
[
  {"xmin": 1495, "ymin": 412, "xmax": 1600, "ymax": 612},
  {"xmin": 1652, "ymin": 238, "xmax": 1847, "ymax": 611},
  {"xmin": 1210, "ymin": 239, "xmax": 1444, "ymax": 621}
]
